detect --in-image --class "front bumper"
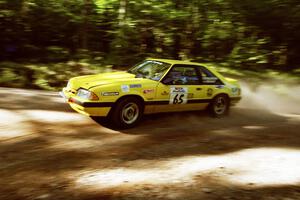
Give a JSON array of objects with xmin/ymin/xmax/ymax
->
[{"xmin": 59, "ymin": 88, "xmax": 111, "ymax": 117}]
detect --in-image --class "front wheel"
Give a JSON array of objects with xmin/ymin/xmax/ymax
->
[
  {"xmin": 209, "ymin": 94, "xmax": 230, "ymax": 117},
  {"xmin": 110, "ymin": 97, "xmax": 143, "ymax": 129}
]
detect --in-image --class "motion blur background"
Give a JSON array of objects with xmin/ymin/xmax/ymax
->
[
  {"xmin": 0, "ymin": 0, "xmax": 300, "ymax": 90},
  {"xmin": 1, "ymin": 2, "xmax": 300, "ymax": 200}
]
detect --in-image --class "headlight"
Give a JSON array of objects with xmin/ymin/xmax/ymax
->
[{"xmin": 77, "ymin": 89, "xmax": 99, "ymax": 100}]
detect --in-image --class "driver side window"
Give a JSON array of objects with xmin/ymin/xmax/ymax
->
[{"xmin": 162, "ymin": 65, "xmax": 200, "ymax": 85}]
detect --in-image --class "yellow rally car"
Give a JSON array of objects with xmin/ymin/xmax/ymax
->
[{"xmin": 60, "ymin": 58, "xmax": 241, "ymax": 128}]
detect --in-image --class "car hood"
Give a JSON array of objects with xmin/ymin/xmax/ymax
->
[{"xmin": 69, "ymin": 71, "xmax": 136, "ymax": 90}]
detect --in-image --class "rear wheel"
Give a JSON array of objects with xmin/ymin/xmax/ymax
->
[
  {"xmin": 110, "ymin": 97, "xmax": 143, "ymax": 129},
  {"xmin": 209, "ymin": 94, "xmax": 230, "ymax": 117}
]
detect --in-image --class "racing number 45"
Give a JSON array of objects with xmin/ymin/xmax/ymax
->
[{"xmin": 173, "ymin": 94, "xmax": 184, "ymax": 104}]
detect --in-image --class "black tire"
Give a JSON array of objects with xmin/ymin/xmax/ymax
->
[
  {"xmin": 110, "ymin": 97, "xmax": 143, "ymax": 129},
  {"xmin": 208, "ymin": 94, "xmax": 230, "ymax": 118}
]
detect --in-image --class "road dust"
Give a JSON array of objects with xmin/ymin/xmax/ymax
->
[
  {"xmin": 0, "ymin": 82, "xmax": 300, "ymax": 200},
  {"xmin": 238, "ymin": 82, "xmax": 300, "ymax": 114}
]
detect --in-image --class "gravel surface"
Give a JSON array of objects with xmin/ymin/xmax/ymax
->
[{"xmin": 0, "ymin": 84, "xmax": 300, "ymax": 200}]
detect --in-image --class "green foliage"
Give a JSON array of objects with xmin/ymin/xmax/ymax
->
[
  {"xmin": 0, "ymin": 0, "xmax": 299, "ymax": 90},
  {"xmin": 0, "ymin": 62, "xmax": 35, "ymax": 88},
  {"xmin": 46, "ymin": 46, "xmax": 70, "ymax": 62}
]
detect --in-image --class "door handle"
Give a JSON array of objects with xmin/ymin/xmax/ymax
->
[{"xmin": 196, "ymin": 88, "xmax": 202, "ymax": 91}]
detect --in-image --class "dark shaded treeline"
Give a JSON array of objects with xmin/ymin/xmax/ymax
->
[{"xmin": 1, "ymin": 0, "xmax": 300, "ymax": 69}]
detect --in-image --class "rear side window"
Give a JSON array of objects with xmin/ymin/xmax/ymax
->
[{"xmin": 199, "ymin": 67, "xmax": 223, "ymax": 85}]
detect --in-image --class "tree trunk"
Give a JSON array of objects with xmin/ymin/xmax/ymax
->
[
  {"xmin": 81, "ymin": 0, "xmax": 92, "ymax": 49},
  {"xmin": 172, "ymin": 0, "xmax": 181, "ymax": 59},
  {"xmin": 118, "ymin": 0, "xmax": 127, "ymax": 27}
]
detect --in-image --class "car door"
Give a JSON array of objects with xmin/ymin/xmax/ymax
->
[{"xmin": 154, "ymin": 64, "xmax": 207, "ymax": 113}]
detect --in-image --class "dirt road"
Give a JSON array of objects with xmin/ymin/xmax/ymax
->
[{"xmin": 0, "ymin": 84, "xmax": 300, "ymax": 200}]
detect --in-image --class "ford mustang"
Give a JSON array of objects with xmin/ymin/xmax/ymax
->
[{"xmin": 60, "ymin": 59, "xmax": 241, "ymax": 128}]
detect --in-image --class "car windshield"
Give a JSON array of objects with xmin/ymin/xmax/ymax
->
[{"xmin": 128, "ymin": 60, "xmax": 171, "ymax": 81}]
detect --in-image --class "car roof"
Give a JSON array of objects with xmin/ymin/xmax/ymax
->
[{"xmin": 146, "ymin": 58, "xmax": 208, "ymax": 67}]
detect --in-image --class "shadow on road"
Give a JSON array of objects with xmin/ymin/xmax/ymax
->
[{"xmin": 1, "ymin": 87, "xmax": 300, "ymax": 200}]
